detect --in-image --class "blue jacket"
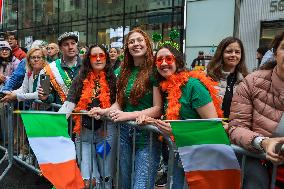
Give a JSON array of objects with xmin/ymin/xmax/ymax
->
[{"xmin": 2, "ymin": 59, "xmax": 26, "ymax": 91}]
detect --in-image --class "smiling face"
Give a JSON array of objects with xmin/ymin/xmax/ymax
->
[
  {"xmin": 109, "ymin": 48, "xmax": 119, "ymax": 61},
  {"xmin": 127, "ymin": 32, "xmax": 147, "ymax": 58},
  {"xmin": 156, "ymin": 48, "xmax": 177, "ymax": 78},
  {"xmin": 222, "ymin": 42, "xmax": 242, "ymax": 72},
  {"xmin": 0, "ymin": 48, "xmax": 11, "ymax": 59},
  {"xmin": 89, "ymin": 47, "xmax": 106, "ymax": 71},
  {"xmin": 29, "ymin": 50, "xmax": 45, "ymax": 72}
]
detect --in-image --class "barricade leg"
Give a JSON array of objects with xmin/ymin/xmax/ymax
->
[{"xmin": 237, "ymin": 153, "xmax": 269, "ymax": 189}]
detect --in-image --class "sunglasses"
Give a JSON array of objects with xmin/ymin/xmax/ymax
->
[
  {"xmin": 156, "ymin": 55, "xmax": 175, "ymax": 67},
  {"xmin": 90, "ymin": 53, "xmax": 106, "ymax": 60}
]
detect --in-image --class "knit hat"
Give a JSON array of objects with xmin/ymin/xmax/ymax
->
[
  {"xmin": 0, "ymin": 41, "xmax": 12, "ymax": 50},
  {"xmin": 58, "ymin": 32, "xmax": 78, "ymax": 46}
]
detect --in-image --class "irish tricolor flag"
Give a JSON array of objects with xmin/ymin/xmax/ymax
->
[
  {"xmin": 171, "ymin": 119, "xmax": 241, "ymax": 189},
  {"xmin": 20, "ymin": 111, "xmax": 84, "ymax": 189}
]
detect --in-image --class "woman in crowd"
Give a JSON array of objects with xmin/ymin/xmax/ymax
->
[
  {"xmin": 1, "ymin": 47, "xmax": 47, "ymax": 102},
  {"xmin": 137, "ymin": 44, "xmax": 222, "ymax": 188},
  {"xmin": 0, "ymin": 41, "xmax": 20, "ymax": 89},
  {"xmin": 207, "ymin": 36, "xmax": 248, "ymax": 118},
  {"xmin": 109, "ymin": 47, "xmax": 121, "ymax": 71},
  {"xmin": 89, "ymin": 28, "xmax": 162, "ymax": 189},
  {"xmin": 228, "ymin": 32, "xmax": 284, "ymax": 189},
  {"xmin": 59, "ymin": 44, "xmax": 116, "ymax": 189}
]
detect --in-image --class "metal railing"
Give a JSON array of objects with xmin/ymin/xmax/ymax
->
[{"xmin": 0, "ymin": 100, "xmax": 281, "ymax": 189}]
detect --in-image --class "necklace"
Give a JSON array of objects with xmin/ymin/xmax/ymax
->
[{"xmin": 73, "ymin": 71, "xmax": 111, "ymax": 135}]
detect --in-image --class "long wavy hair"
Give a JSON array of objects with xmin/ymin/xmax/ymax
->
[
  {"xmin": 260, "ymin": 31, "xmax": 284, "ymax": 70},
  {"xmin": 155, "ymin": 44, "xmax": 187, "ymax": 82},
  {"xmin": 117, "ymin": 28, "xmax": 154, "ymax": 107},
  {"xmin": 207, "ymin": 37, "xmax": 248, "ymax": 81},
  {"xmin": 72, "ymin": 44, "xmax": 116, "ymax": 103}
]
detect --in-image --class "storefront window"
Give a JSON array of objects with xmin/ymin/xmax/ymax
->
[{"xmin": 2, "ymin": 0, "xmax": 183, "ymax": 50}]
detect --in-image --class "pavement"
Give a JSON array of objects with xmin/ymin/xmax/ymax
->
[{"xmin": 0, "ymin": 151, "xmax": 52, "ymax": 189}]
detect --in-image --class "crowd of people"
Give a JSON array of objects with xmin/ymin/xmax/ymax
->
[{"xmin": 0, "ymin": 28, "xmax": 283, "ymax": 189}]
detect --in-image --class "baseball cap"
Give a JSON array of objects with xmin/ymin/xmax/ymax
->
[{"xmin": 58, "ymin": 32, "xmax": 78, "ymax": 46}]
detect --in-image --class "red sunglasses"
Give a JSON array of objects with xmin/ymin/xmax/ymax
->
[
  {"xmin": 156, "ymin": 55, "xmax": 176, "ymax": 67},
  {"xmin": 90, "ymin": 53, "xmax": 106, "ymax": 60}
]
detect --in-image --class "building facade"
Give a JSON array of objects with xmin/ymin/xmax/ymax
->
[
  {"xmin": 2, "ymin": 0, "xmax": 183, "ymax": 50},
  {"xmin": 238, "ymin": 0, "xmax": 284, "ymax": 71}
]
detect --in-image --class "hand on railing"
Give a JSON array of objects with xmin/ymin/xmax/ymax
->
[
  {"xmin": 0, "ymin": 91, "xmax": 16, "ymax": 103},
  {"xmin": 262, "ymin": 137, "xmax": 284, "ymax": 164},
  {"xmin": 136, "ymin": 115, "xmax": 172, "ymax": 135}
]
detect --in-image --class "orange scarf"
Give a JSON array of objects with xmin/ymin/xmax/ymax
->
[
  {"xmin": 160, "ymin": 70, "xmax": 223, "ymax": 120},
  {"xmin": 73, "ymin": 71, "xmax": 111, "ymax": 134}
]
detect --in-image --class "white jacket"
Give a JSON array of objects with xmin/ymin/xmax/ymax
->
[{"xmin": 13, "ymin": 71, "xmax": 39, "ymax": 101}]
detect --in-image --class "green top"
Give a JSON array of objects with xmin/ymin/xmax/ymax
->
[
  {"xmin": 117, "ymin": 66, "xmax": 158, "ymax": 112},
  {"xmin": 164, "ymin": 78, "xmax": 212, "ymax": 119}
]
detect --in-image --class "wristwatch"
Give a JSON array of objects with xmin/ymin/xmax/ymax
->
[{"xmin": 253, "ymin": 136, "xmax": 269, "ymax": 152}]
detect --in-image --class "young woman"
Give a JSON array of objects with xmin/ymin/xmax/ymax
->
[
  {"xmin": 207, "ymin": 37, "xmax": 248, "ymax": 118},
  {"xmin": 0, "ymin": 41, "xmax": 20, "ymax": 89},
  {"xmin": 89, "ymin": 28, "xmax": 162, "ymax": 189},
  {"xmin": 138, "ymin": 44, "xmax": 223, "ymax": 188},
  {"xmin": 1, "ymin": 47, "xmax": 47, "ymax": 102},
  {"xmin": 109, "ymin": 47, "xmax": 121, "ymax": 71},
  {"xmin": 228, "ymin": 32, "xmax": 284, "ymax": 189},
  {"xmin": 59, "ymin": 44, "xmax": 117, "ymax": 189}
]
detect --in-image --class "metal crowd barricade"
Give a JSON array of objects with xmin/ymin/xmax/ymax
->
[
  {"xmin": 232, "ymin": 144, "xmax": 278, "ymax": 189},
  {"xmin": 0, "ymin": 100, "xmax": 177, "ymax": 189},
  {"xmin": 0, "ymin": 103, "xmax": 13, "ymax": 181},
  {"xmin": 3, "ymin": 99, "xmax": 280, "ymax": 189}
]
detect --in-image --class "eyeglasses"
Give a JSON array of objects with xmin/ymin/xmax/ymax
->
[
  {"xmin": 30, "ymin": 56, "xmax": 43, "ymax": 61},
  {"xmin": 156, "ymin": 55, "xmax": 176, "ymax": 67},
  {"xmin": 90, "ymin": 53, "xmax": 106, "ymax": 60},
  {"xmin": 0, "ymin": 48, "xmax": 10, "ymax": 52},
  {"xmin": 5, "ymin": 37, "xmax": 15, "ymax": 41},
  {"xmin": 47, "ymin": 47, "xmax": 54, "ymax": 50}
]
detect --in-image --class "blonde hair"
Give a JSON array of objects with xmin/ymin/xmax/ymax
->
[{"xmin": 26, "ymin": 47, "xmax": 48, "ymax": 71}]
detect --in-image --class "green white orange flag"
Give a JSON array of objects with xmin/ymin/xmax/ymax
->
[
  {"xmin": 20, "ymin": 111, "xmax": 84, "ymax": 189},
  {"xmin": 170, "ymin": 119, "xmax": 241, "ymax": 189}
]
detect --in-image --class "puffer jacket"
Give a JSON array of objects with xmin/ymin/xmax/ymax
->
[{"xmin": 228, "ymin": 67, "xmax": 284, "ymax": 151}]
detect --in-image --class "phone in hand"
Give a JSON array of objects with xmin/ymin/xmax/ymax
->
[
  {"xmin": 40, "ymin": 74, "xmax": 50, "ymax": 95},
  {"xmin": 275, "ymin": 142, "xmax": 284, "ymax": 156}
]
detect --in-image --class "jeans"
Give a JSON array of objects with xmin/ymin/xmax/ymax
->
[
  {"xmin": 76, "ymin": 121, "xmax": 117, "ymax": 189},
  {"xmin": 119, "ymin": 124, "xmax": 161, "ymax": 189}
]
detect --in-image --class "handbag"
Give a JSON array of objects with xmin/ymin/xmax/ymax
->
[{"xmin": 81, "ymin": 98, "xmax": 103, "ymax": 131}]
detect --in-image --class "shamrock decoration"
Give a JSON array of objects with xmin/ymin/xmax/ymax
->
[
  {"xmin": 152, "ymin": 32, "xmax": 162, "ymax": 43},
  {"xmin": 169, "ymin": 29, "xmax": 180, "ymax": 41}
]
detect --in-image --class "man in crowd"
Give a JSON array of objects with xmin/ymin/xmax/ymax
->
[
  {"xmin": 47, "ymin": 43, "xmax": 60, "ymax": 63},
  {"xmin": 38, "ymin": 32, "xmax": 81, "ymax": 105},
  {"xmin": 191, "ymin": 51, "xmax": 205, "ymax": 70},
  {"xmin": 4, "ymin": 31, "xmax": 26, "ymax": 61}
]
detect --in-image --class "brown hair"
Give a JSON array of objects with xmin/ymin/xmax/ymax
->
[
  {"xmin": 207, "ymin": 37, "xmax": 248, "ymax": 81},
  {"xmin": 117, "ymin": 28, "xmax": 154, "ymax": 107},
  {"xmin": 26, "ymin": 47, "xmax": 48, "ymax": 72},
  {"xmin": 260, "ymin": 31, "xmax": 284, "ymax": 70}
]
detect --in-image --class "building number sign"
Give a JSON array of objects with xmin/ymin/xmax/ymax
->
[{"xmin": 270, "ymin": 0, "xmax": 284, "ymax": 12}]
